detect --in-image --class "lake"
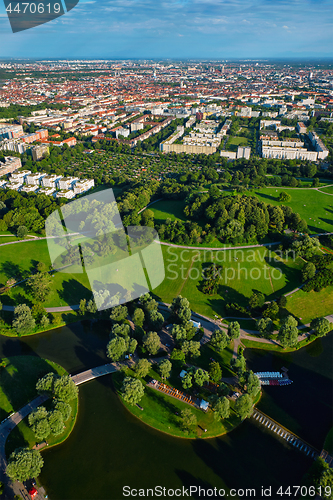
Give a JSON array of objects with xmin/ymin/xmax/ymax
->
[{"xmin": 0, "ymin": 322, "xmax": 331, "ymax": 499}]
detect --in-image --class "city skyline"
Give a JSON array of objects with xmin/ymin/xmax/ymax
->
[{"xmin": 0, "ymin": 0, "xmax": 332, "ymax": 59}]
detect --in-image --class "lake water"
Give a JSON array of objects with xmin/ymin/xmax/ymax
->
[{"xmin": 0, "ymin": 322, "xmax": 331, "ymax": 499}]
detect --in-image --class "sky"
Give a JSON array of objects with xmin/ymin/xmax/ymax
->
[{"xmin": 0, "ymin": 0, "xmax": 332, "ymax": 59}]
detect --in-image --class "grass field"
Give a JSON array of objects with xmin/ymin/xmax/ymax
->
[
  {"xmin": 286, "ymin": 286, "xmax": 333, "ymax": 324},
  {"xmin": 227, "ymin": 136, "xmax": 249, "ymax": 152},
  {"xmin": 318, "ymin": 185, "xmax": 333, "ymax": 195},
  {"xmin": 112, "ymin": 365, "xmax": 241, "ymax": 440},
  {"xmin": 153, "ymin": 245, "xmax": 303, "ymax": 319},
  {"xmin": 251, "ymin": 188, "xmax": 333, "ymax": 234},
  {"xmin": 0, "ymin": 356, "xmax": 67, "ymax": 421},
  {"xmin": 148, "ymin": 200, "xmax": 187, "ymax": 222}
]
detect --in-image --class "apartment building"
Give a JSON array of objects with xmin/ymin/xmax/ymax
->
[
  {"xmin": 237, "ymin": 146, "xmax": 251, "ymax": 159},
  {"xmin": 10, "ymin": 170, "xmax": 31, "ymax": 183},
  {"xmin": 297, "ymin": 122, "xmax": 307, "ymax": 134},
  {"xmin": 73, "ymin": 178, "xmax": 95, "ymax": 195},
  {"xmin": 261, "ymin": 146, "xmax": 318, "ymax": 161},
  {"xmin": 26, "ymin": 172, "xmax": 46, "ymax": 186},
  {"xmin": 32, "ymin": 145, "xmax": 49, "ymax": 161},
  {"xmin": 56, "ymin": 190, "xmax": 75, "ymax": 199},
  {"xmin": 42, "ymin": 174, "xmax": 62, "ymax": 188},
  {"xmin": 308, "ymin": 131, "xmax": 329, "ymax": 160},
  {"xmin": 0, "ymin": 156, "xmax": 22, "ymax": 177},
  {"xmin": 58, "ymin": 177, "xmax": 78, "ymax": 190}
]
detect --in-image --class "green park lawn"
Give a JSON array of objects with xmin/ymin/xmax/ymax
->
[
  {"xmin": 148, "ymin": 200, "xmax": 187, "ymax": 222},
  {"xmin": 286, "ymin": 285, "xmax": 333, "ymax": 325},
  {"xmin": 154, "ymin": 245, "xmax": 303, "ymax": 319},
  {"xmin": 227, "ymin": 136, "xmax": 249, "ymax": 152},
  {"xmin": 318, "ymin": 185, "xmax": 333, "ymax": 195},
  {"xmin": 251, "ymin": 188, "xmax": 333, "ymax": 234},
  {"xmin": 112, "ymin": 363, "xmax": 241, "ymax": 440},
  {"xmin": 0, "ymin": 356, "xmax": 67, "ymax": 421}
]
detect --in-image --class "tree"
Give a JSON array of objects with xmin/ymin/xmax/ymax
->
[
  {"xmin": 110, "ymin": 305, "xmax": 128, "ymax": 323},
  {"xmin": 277, "ymin": 295, "xmax": 287, "ymax": 308},
  {"xmin": 213, "ymin": 397, "xmax": 230, "ymax": 421},
  {"xmin": 169, "ymin": 295, "xmax": 191, "ymax": 324},
  {"xmin": 310, "ymin": 317, "xmax": 331, "ymax": 338},
  {"xmin": 182, "ymin": 373, "xmax": 193, "ymax": 390},
  {"xmin": 111, "ymin": 323, "xmax": 130, "ymax": 338},
  {"xmin": 53, "ymin": 400, "xmax": 72, "ymax": 421},
  {"xmin": 87, "ymin": 299, "xmax": 97, "ymax": 314},
  {"xmin": 291, "ymin": 235, "xmax": 320, "ymax": 259},
  {"xmin": 121, "ymin": 377, "xmax": 144, "ymax": 405},
  {"xmin": 235, "ymin": 394, "xmax": 253, "ymax": 420},
  {"xmin": 210, "ymin": 329, "xmax": 229, "ymax": 352},
  {"xmin": 28, "ymin": 407, "xmax": 50, "ymax": 441},
  {"xmin": 279, "ymin": 191, "xmax": 291, "ymax": 202},
  {"xmin": 12, "ymin": 304, "xmax": 35, "ymax": 334},
  {"xmin": 181, "ymin": 340, "xmax": 201, "ymax": 359},
  {"xmin": 302, "ymin": 262, "xmax": 316, "ymax": 282},
  {"xmin": 135, "ymin": 358, "xmax": 151, "ymax": 378},
  {"xmin": 54, "ymin": 375, "xmax": 78, "ymax": 403},
  {"xmin": 148, "ymin": 309, "xmax": 164, "ymax": 331},
  {"xmin": 143, "ymin": 331, "xmax": 160, "ymax": 355},
  {"xmin": 171, "ymin": 324, "xmax": 187, "ymax": 343},
  {"xmin": 159, "ymin": 359, "xmax": 172, "ymax": 379},
  {"xmin": 228, "ymin": 321, "xmax": 240, "ymax": 340},
  {"xmin": 194, "ymin": 368, "xmax": 209, "ymax": 387},
  {"xmin": 48, "ymin": 410, "xmax": 64, "ymax": 436},
  {"xmin": 107, "ymin": 336, "xmax": 127, "ymax": 361},
  {"xmin": 36, "ymin": 372, "xmax": 57, "ymax": 396},
  {"xmin": 27, "ymin": 272, "xmax": 52, "ymax": 302},
  {"xmin": 246, "ymin": 371, "xmax": 261, "ymax": 397},
  {"xmin": 262, "ymin": 301, "xmax": 279, "ymax": 320},
  {"xmin": 249, "ymin": 291, "xmax": 265, "ymax": 310},
  {"xmin": 6, "ymin": 448, "xmax": 44, "ymax": 482},
  {"xmin": 170, "ymin": 349, "xmax": 185, "ymax": 365},
  {"xmin": 230, "ymin": 354, "xmax": 246, "ymax": 374},
  {"xmin": 17, "ymin": 225, "xmax": 28, "ymax": 239},
  {"xmin": 256, "ymin": 317, "xmax": 274, "ymax": 338},
  {"xmin": 79, "ymin": 299, "xmax": 86, "ymax": 316},
  {"xmin": 180, "ymin": 409, "xmax": 197, "ymax": 433},
  {"xmin": 132, "ymin": 308, "xmax": 145, "ymax": 327},
  {"xmin": 278, "ymin": 315, "xmax": 299, "ymax": 348},
  {"xmin": 209, "ymin": 361, "xmax": 222, "ymax": 383}
]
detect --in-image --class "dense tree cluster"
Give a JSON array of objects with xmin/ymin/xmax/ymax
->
[{"xmin": 157, "ymin": 191, "xmax": 308, "ymax": 245}]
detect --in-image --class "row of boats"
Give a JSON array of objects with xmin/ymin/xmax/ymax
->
[{"xmin": 254, "ymin": 371, "xmax": 293, "ymax": 386}]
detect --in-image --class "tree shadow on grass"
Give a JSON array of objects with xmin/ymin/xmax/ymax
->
[
  {"xmin": 58, "ymin": 278, "xmax": 91, "ymax": 305},
  {"xmin": 254, "ymin": 191, "xmax": 278, "ymax": 202},
  {"xmin": 0, "ymin": 261, "xmax": 25, "ymax": 283},
  {"xmin": 145, "ymin": 387, "xmax": 183, "ymax": 428}
]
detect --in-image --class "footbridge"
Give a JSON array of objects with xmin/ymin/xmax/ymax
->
[{"xmin": 252, "ymin": 408, "xmax": 319, "ymax": 459}]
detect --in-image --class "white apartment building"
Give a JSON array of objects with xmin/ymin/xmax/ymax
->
[
  {"xmin": 308, "ymin": 131, "xmax": 329, "ymax": 160},
  {"xmin": 8, "ymin": 181, "xmax": 23, "ymax": 191},
  {"xmin": 56, "ymin": 190, "xmax": 75, "ymax": 199},
  {"xmin": 21, "ymin": 185, "xmax": 39, "ymax": 193},
  {"xmin": 58, "ymin": 177, "xmax": 78, "ymax": 190},
  {"xmin": 261, "ymin": 146, "xmax": 318, "ymax": 161},
  {"xmin": 10, "ymin": 170, "xmax": 31, "ymax": 183},
  {"xmin": 220, "ymin": 151, "xmax": 237, "ymax": 160},
  {"xmin": 0, "ymin": 180, "xmax": 8, "ymax": 188},
  {"xmin": 26, "ymin": 173, "xmax": 46, "ymax": 186},
  {"xmin": 116, "ymin": 127, "xmax": 130, "ymax": 138},
  {"xmin": 130, "ymin": 122, "xmax": 144, "ymax": 133},
  {"xmin": 42, "ymin": 174, "xmax": 62, "ymax": 188},
  {"xmin": 73, "ymin": 179, "xmax": 95, "ymax": 195},
  {"xmin": 297, "ymin": 122, "xmax": 307, "ymax": 134},
  {"xmin": 237, "ymin": 146, "xmax": 251, "ymax": 159},
  {"xmin": 261, "ymin": 140, "xmax": 304, "ymax": 148},
  {"xmin": 39, "ymin": 187, "xmax": 56, "ymax": 196},
  {"xmin": 260, "ymin": 120, "xmax": 281, "ymax": 130}
]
